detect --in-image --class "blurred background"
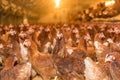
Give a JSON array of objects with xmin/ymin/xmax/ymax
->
[{"xmin": 0, "ymin": 0, "xmax": 120, "ymax": 24}]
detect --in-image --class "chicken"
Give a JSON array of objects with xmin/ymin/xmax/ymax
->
[
  {"xmin": 63, "ymin": 27, "xmax": 72, "ymax": 45},
  {"xmin": 84, "ymin": 57, "xmax": 109, "ymax": 80},
  {"xmin": 71, "ymin": 27, "xmax": 80, "ymax": 47},
  {"xmin": 0, "ymin": 62, "xmax": 31, "ymax": 80},
  {"xmin": 109, "ymin": 42, "xmax": 120, "ymax": 52},
  {"xmin": 1, "ymin": 55, "xmax": 18, "ymax": 71},
  {"xmin": 77, "ymin": 36, "xmax": 87, "ymax": 53},
  {"xmin": 19, "ymin": 31, "xmax": 29, "ymax": 62},
  {"xmin": 52, "ymin": 31, "xmax": 85, "ymax": 80},
  {"xmin": 0, "ymin": 29, "xmax": 21, "ymax": 65},
  {"xmin": 23, "ymin": 38, "xmax": 57, "ymax": 80},
  {"xmin": 1, "ymin": 30, "xmax": 9, "ymax": 43},
  {"xmin": 0, "ymin": 52, "xmax": 31, "ymax": 80},
  {"xmin": 94, "ymin": 33, "xmax": 108, "ymax": 61},
  {"xmin": 19, "ymin": 41, "xmax": 29, "ymax": 62},
  {"xmin": 43, "ymin": 42, "xmax": 52, "ymax": 54},
  {"xmin": 52, "ymin": 31, "xmax": 67, "ymax": 58},
  {"xmin": 6, "ymin": 29, "xmax": 21, "ymax": 62},
  {"xmin": 83, "ymin": 32, "xmax": 97, "ymax": 61},
  {"xmin": 38, "ymin": 27, "xmax": 51, "ymax": 51},
  {"xmin": 105, "ymin": 52, "xmax": 120, "ymax": 80},
  {"xmin": 32, "ymin": 28, "xmax": 41, "ymax": 50}
]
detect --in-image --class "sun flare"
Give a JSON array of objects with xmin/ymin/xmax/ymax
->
[{"xmin": 55, "ymin": 0, "xmax": 60, "ymax": 8}]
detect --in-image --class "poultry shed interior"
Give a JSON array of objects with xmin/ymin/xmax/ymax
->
[{"xmin": 1, "ymin": 0, "xmax": 120, "ymax": 80}]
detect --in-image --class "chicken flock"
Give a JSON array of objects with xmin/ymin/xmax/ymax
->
[{"xmin": 0, "ymin": 22, "xmax": 120, "ymax": 80}]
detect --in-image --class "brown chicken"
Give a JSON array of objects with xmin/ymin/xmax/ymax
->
[
  {"xmin": 6, "ymin": 29, "xmax": 21, "ymax": 62},
  {"xmin": 94, "ymin": 32, "xmax": 108, "ymax": 61},
  {"xmin": 105, "ymin": 52, "xmax": 120, "ymax": 80},
  {"xmin": 109, "ymin": 42, "xmax": 120, "ymax": 52},
  {"xmin": 52, "ymin": 31, "xmax": 85, "ymax": 80},
  {"xmin": 77, "ymin": 36, "xmax": 87, "ymax": 54},
  {"xmin": 23, "ymin": 38, "xmax": 57, "ymax": 80},
  {"xmin": 1, "ymin": 55, "xmax": 18, "ymax": 71},
  {"xmin": 0, "ymin": 29, "xmax": 21, "ymax": 66}
]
